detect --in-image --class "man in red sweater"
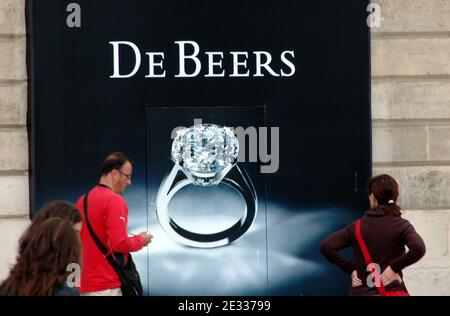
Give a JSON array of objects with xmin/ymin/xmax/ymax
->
[{"xmin": 75, "ymin": 152, "xmax": 153, "ymax": 296}]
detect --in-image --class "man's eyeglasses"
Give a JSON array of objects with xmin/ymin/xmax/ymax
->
[{"xmin": 116, "ymin": 169, "xmax": 132, "ymax": 180}]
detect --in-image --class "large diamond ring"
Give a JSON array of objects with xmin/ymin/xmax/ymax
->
[{"xmin": 156, "ymin": 123, "xmax": 258, "ymax": 248}]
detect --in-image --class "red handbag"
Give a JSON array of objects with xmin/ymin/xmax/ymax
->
[{"xmin": 354, "ymin": 219, "xmax": 409, "ymax": 296}]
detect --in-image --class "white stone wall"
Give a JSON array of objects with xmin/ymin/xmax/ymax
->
[
  {"xmin": 372, "ymin": 0, "xmax": 450, "ymax": 295},
  {"xmin": 0, "ymin": 0, "xmax": 29, "ymax": 281},
  {"xmin": 0, "ymin": 0, "xmax": 449, "ymax": 294}
]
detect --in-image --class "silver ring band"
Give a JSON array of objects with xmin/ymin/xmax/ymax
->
[{"xmin": 156, "ymin": 163, "xmax": 257, "ymax": 248}]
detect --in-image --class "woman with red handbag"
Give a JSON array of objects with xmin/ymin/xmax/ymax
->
[{"xmin": 320, "ymin": 174, "xmax": 426, "ymax": 296}]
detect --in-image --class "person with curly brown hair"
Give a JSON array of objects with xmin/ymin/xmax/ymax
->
[
  {"xmin": 0, "ymin": 217, "xmax": 82, "ymax": 296},
  {"xmin": 19, "ymin": 200, "xmax": 82, "ymax": 256}
]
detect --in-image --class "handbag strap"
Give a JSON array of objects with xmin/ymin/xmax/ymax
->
[
  {"xmin": 355, "ymin": 219, "xmax": 387, "ymax": 296},
  {"xmin": 83, "ymin": 190, "xmax": 109, "ymax": 256}
]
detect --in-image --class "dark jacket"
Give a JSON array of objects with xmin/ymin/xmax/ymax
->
[
  {"xmin": 0, "ymin": 282, "xmax": 79, "ymax": 296},
  {"xmin": 320, "ymin": 208, "xmax": 426, "ymax": 296},
  {"xmin": 53, "ymin": 283, "xmax": 80, "ymax": 296}
]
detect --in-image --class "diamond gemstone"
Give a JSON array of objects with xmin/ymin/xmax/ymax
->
[{"xmin": 171, "ymin": 124, "xmax": 239, "ymax": 185}]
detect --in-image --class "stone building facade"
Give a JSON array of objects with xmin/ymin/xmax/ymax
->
[{"xmin": 0, "ymin": 0, "xmax": 449, "ymax": 294}]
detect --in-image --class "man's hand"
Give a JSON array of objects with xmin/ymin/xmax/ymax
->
[
  {"xmin": 351, "ymin": 270, "xmax": 362, "ymax": 287},
  {"xmin": 138, "ymin": 232, "xmax": 153, "ymax": 246},
  {"xmin": 381, "ymin": 266, "xmax": 402, "ymax": 286}
]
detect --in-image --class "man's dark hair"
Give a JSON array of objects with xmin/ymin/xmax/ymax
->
[{"xmin": 100, "ymin": 152, "xmax": 133, "ymax": 176}]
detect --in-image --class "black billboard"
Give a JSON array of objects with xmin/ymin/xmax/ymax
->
[{"xmin": 27, "ymin": 0, "xmax": 371, "ymax": 295}]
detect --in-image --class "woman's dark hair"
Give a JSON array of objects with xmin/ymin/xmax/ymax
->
[
  {"xmin": 100, "ymin": 151, "xmax": 133, "ymax": 176},
  {"xmin": 0, "ymin": 218, "xmax": 81, "ymax": 296},
  {"xmin": 19, "ymin": 201, "xmax": 81, "ymax": 254},
  {"xmin": 33, "ymin": 200, "xmax": 81, "ymax": 226},
  {"xmin": 368, "ymin": 174, "xmax": 401, "ymax": 216}
]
